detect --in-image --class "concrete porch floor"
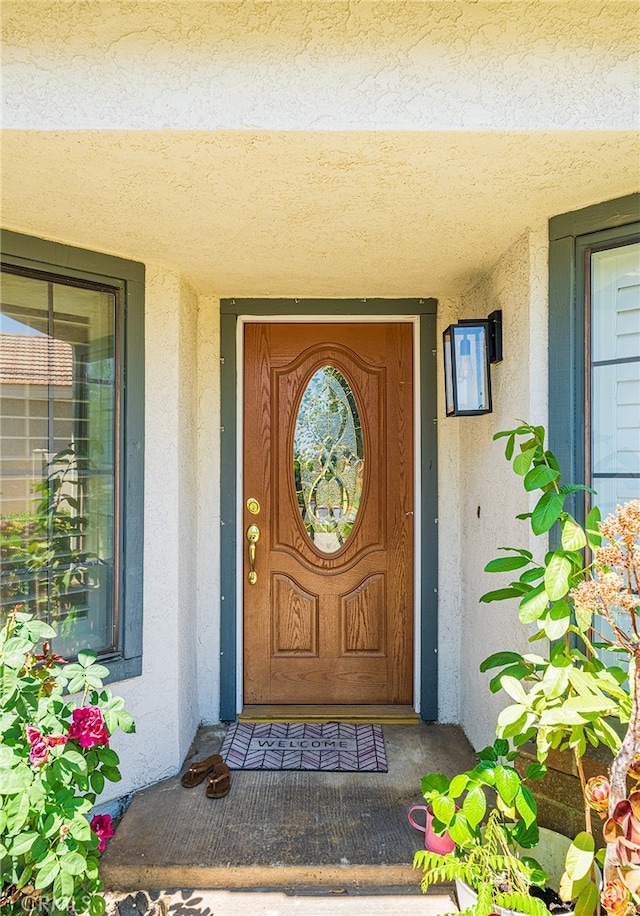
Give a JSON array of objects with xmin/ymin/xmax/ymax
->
[{"xmin": 101, "ymin": 723, "xmax": 476, "ymax": 913}]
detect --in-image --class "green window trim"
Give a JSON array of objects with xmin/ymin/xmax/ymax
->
[
  {"xmin": 548, "ymin": 193, "xmax": 640, "ymax": 524},
  {"xmin": 1, "ymin": 229, "xmax": 145, "ymax": 683}
]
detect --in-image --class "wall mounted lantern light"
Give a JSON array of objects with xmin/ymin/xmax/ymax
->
[{"xmin": 443, "ymin": 310, "xmax": 502, "ymax": 416}]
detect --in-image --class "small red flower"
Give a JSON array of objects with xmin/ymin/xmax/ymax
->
[
  {"xmin": 90, "ymin": 814, "xmax": 114, "ymax": 851},
  {"xmin": 68, "ymin": 706, "xmax": 109, "ymax": 748},
  {"xmin": 25, "ymin": 725, "xmax": 68, "ymax": 767}
]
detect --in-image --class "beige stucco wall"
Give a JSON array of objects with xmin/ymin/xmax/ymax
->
[
  {"xmin": 106, "ymin": 267, "xmax": 205, "ymax": 798},
  {"xmin": 452, "ymin": 225, "xmax": 551, "ymax": 750}
]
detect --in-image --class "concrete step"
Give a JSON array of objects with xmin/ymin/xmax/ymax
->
[{"xmin": 101, "ymin": 723, "xmax": 474, "ymax": 902}]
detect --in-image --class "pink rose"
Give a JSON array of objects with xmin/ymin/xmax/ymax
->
[
  {"xmin": 90, "ymin": 814, "xmax": 114, "ymax": 852},
  {"xmin": 26, "ymin": 725, "xmax": 68, "ymax": 766},
  {"xmin": 68, "ymin": 706, "xmax": 109, "ymax": 748},
  {"xmin": 26, "ymin": 726, "xmax": 49, "ymax": 766}
]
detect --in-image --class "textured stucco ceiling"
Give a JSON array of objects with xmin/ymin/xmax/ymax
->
[
  {"xmin": 2, "ymin": 129, "xmax": 638, "ymax": 297},
  {"xmin": 2, "ymin": 1, "xmax": 639, "ymax": 297}
]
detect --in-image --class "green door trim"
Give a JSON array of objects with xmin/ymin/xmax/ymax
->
[{"xmin": 219, "ymin": 299, "xmax": 438, "ymax": 722}]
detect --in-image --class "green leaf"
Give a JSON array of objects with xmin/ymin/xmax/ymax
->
[
  {"xmin": 585, "ymin": 506, "xmax": 602, "ymax": 548},
  {"xmin": 565, "ymin": 696, "xmax": 618, "ymax": 715},
  {"xmin": 539, "ymin": 600, "xmax": 571, "ymax": 640},
  {"xmin": 544, "ymin": 553, "xmax": 573, "ymax": 601},
  {"xmin": 574, "ymin": 880, "xmax": 600, "ymax": 916},
  {"xmin": 513, "ymin": 820, "xmax": 540, "ymax": 850},
  {"xmin": 499, "ymin": 676, "xmax": 529, "ymax": 704},
  {"xmin": 90, "ymin": 770, "xmax": 105, "ymax": 795},
  {"xmin": 489, "ymin": 664, "xmax": 531, "ymax": 694},
  {"xmin": 462, "ymin": 785, "xmax": 486, "ymax": 829},
  {"xmin": 531, "ymin": 491, "xmax": 565, "ymax": 535},
  {"xmin": 0, "ymin": 765, "xmax": 32, "ymax": 795},
  {"xmin": 1, "ymin": 636, "xmax": 32, "ymax": 668},
  {"xmin": 479, "ymin": 651, "xmax": 525, "ymax": 672},
  {"xmin": 89, "ymin": 896, "xmax": 107, "ymax": 916},
  {"xmin": 60, "ymin": 747, "xmax": 88, "ymax": 775},
  {"xmin": 34, "ymin": 852, "xmax": 60, "ymax": 890},
  {"xmin": 513, "ymin": 448, "xmax": 537, "ymax": 476},
  {"xmin": 448, "ymin": 773, "xmax": 470, "ymax": 798},
  {"xmin": 564, "ymin": 832, "xmax": 595, "ymax": 882},
  {"xmin": 25, "ymin": 619, "xmax": 57, "ymax": 642},
  {"xmin": 480, "ymin": 587, "xmax": 523, "ymax": 603},
  {"xmin": 60, "ymin": 851, "xmax": 86, "ymax": 876},
  {"xmin": 446, "ymin": 813, "xmax": 473, "ymax": 846},
  {"xmin": 53, "ymin": 867, "xmax": 74, "ymax": 908},
  {"xmin": 493, "ymin": 738, "xmax": 509, "ymax": 757},
  {"xmin": 519, "ymin": 584, "xmax": 549, "ymax": 623},
  {"xmin": 77, "ymin": 649, "xmax": 97, "ymax": 668},
  {"xmin": 543, "ymin": 663, "xmax": 570, "ymax": 699},
  {"xmin": 95, "ymin": 746, "xmax": 120, "ymax": 767},
  {"xmin": 101, "ymin": 765, "xmax": 122, "ymax": 783},
  {"xmin": 9, "ymin": 830, "xmax": 39, "ymax": 856},
  {"xmin": 115, "ymin": 710, "xmax": 135, "ymax": 734},
  {"xmin": 505, "ymin": 433, "xmax": 516, "ymax": 461},
  {"xmin": 69, "ymin": 816, "xmax": 92, "ymax": 842},
  {"xmin": 432, "ymin": 795, "xmax": 456, "ymax": 826},
  {"xmin": 4, "ymin": 790, "xmax": 30, "ymax": 833},
  {"xmin": 0, "ymin": 745, "xmax": 19, "ymax": 767},
  {"xmin": 561, "ymin": 517, "xmax": 587, "ymax": 551},
  {"xmin": 514, "ymin": 785, "xmax": 537, "ymax": 827},
  {"xmin": 524, "ymin": 464, "xmax": 560, "ymax": 492},
  {"xmin": 497, "ymin": 703, "xmax": 527, "ymax": 733},
  {"xmin": 421, "ymin": 772, "xmax": 449, "ymax": 796},
  {"xmin": 540, "ymin": 708, "xmax": 587, "ymax": 726},
  {"xmin": 520, "ymin": 566, "xmax": 545, "ymax": 584},
  {"xmin": 494, "ymin": 765, "xmax": 520, "ymax": 805},
  {"xmin": 484, "ymin": 556, "xmax": 530, "ymax": 573},
  {"xmin": 526, "ymin": 762, "xmax": 547, "ymax": 780}
]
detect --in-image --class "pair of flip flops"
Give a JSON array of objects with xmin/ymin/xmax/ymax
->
[{"xmin": 180, "ymin": 753, "xmax": 231, "ymax": 798}]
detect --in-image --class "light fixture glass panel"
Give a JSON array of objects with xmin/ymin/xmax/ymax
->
[
  {"xmin": 452, "ymin": 324, "xmax": 490, "ymax": 413},
  {"xmin": 443, "ymin": 327, "xmax": 455, "ymax": 416},
  {"xmin": 293, "ymin": 366, "xmax": 364, "ymax": 554}
]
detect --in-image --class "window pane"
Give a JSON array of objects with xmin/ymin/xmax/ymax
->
[
  {"xmin": 590, "ymin": 240, "xmax": 640, "ymax": 500},
  {"xmin": 0, "ymin": 270, "xmax": 116, "ymax": 657},
  {"xmin": 293, "ymin": 366, "xmax": 364, "ymax": 554}
]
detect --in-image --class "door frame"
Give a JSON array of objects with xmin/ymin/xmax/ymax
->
[{"xmin": 219, "ymin": 299, "xmax": 438, "ymax": 721}]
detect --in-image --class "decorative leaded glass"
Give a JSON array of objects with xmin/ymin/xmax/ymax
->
[{"xmin": 293, "ymin": 366, "xmax": 364, "ymax": 554}]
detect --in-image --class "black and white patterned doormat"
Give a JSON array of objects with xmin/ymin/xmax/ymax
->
[{"xmin": 220, "ymin": 722, "xmax": 387, "ymax": 772}]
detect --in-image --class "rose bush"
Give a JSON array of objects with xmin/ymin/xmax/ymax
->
[{"xmin": 0, "ymin": 608, "xmax": 135, "ymax": 915}]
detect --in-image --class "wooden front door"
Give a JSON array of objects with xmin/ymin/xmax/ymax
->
[{"xmin": 243, "ymin": 322, "xmax": 414, "ymax": 705}]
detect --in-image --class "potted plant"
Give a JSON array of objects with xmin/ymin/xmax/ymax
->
[
  {"xmin": 415, "ymin": 421, "xmax": 637, "ymax": 915},
  {"xmin": 477, "ymin": 422, "xmax": 638, "ymax": 914},
  {"xmin": 0, "ymin": 607, "xmax": 135, "ymax": 916},
  {"xmin": 414, "ymin": 738, "xmax": 560, "ymax": 916}
]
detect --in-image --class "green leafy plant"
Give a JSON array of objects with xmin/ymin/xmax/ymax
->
[
  {"xmin": 480, "ymin": 422, "xmax": 639, "ymax": 915},
  {"xmin": 414, "ymin": 738, "xmax": 552, "ymax": 916},
  {"xmin": 0, "ymin": 608, "xmax": 135, "ymax": 915}
]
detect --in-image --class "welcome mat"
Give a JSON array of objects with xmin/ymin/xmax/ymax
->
[{"xmin": 220, "ymin": 722, "xmax": 388, "ymax": 772}]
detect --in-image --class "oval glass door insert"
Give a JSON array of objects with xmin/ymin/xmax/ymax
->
[{"xmin": 293, "ymin": 366, "xmax": 364, "ymax": 554}]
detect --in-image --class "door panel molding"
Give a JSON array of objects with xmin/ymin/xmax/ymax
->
[{"xmin": 219, "ymin": 299, "xmax": 438, "ymax": 721}]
